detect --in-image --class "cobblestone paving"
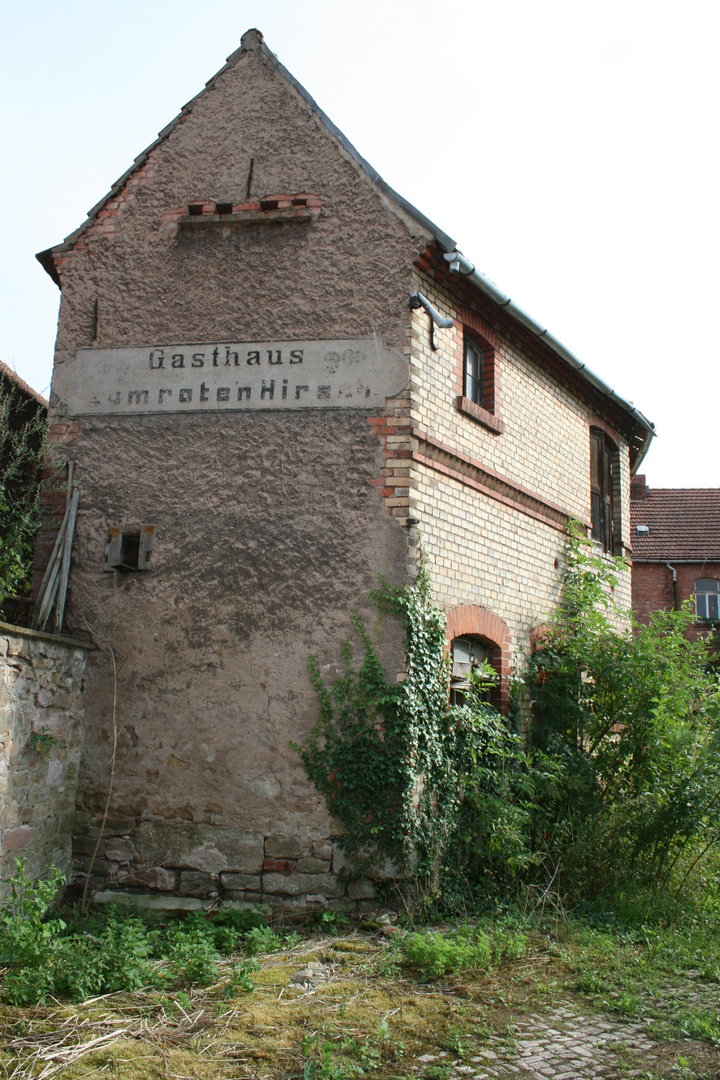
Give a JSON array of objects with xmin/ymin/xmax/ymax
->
[{"xmin": 412, "ymin": 1003, "xmax": 677, "ymax": 1079}]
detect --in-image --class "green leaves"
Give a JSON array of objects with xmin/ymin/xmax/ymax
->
[
  {"xmin": 0, "ymin": 383, "xmax": 47, "ymax": 606},
  {"xmin": 524, "ymin": 525, "xmax": 720, "ymax": 902},
  {"xmin": 299, "ymin": 565, "xmax": 459, "ymax": 880}
]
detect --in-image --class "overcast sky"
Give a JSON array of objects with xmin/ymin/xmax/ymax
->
[{"xmin": 1, "ymin": 0, "xmax": 717, "ymax": 487}]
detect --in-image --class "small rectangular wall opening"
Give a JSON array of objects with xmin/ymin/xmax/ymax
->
[
  {"xmin": 104, "ymin": 525, "xmax": 154, "ymax": 572},
  {"xmin": 187, "ymin": 203, "xmax": 204, "ymax": 216},
  {"xmin": 215, "ymin": 202, "xmax": 233, "ymax": 215},
  {"xmin": 260, "ymin": 199, "xmax": 279, "ymax": 211},
  {"xmin": 119, "ymin": 534, "xmax": 140, "ymax": 570}
]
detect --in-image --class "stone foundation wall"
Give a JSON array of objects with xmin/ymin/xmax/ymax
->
[
  {"xmin": 75, "ymin": 820, "xmax": 377, "ymax": 912},
  {"xmin": 0, "ymin": 624, "xmax": 90, "ymax": 895}
]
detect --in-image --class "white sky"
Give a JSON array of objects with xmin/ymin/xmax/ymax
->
[{"xmin": 1, "ymin": 0, "xmax": 717, "ymax": 487}]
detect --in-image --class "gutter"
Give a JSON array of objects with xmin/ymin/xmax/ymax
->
[{"xmin": 442, "ymin": 250, "xmax": 656, "ymax": 475}]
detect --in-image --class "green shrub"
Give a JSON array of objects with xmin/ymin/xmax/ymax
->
[{"xmin": 399, "ymin": 925, "xmax": 493, "ymax": 978}]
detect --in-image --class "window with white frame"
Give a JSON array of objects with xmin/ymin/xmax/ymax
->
[
  {"xmin": 464, "ymin": 337, "xmax": 483, "ymax": 407},
  {"xmin": 695, "ymin": 579, "xmax": 720, "ymax": 622}
]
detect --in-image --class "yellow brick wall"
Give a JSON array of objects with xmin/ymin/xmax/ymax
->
[{"xmin": 404, "ymin": 268, "xmax": 632, "ymax": 656}]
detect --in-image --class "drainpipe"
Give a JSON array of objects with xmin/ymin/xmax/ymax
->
[
  {"xmin": 666, "ymin": 562, "xmax": 679, "ymax": 611},
  {"xmin": 410, "ymin": 290, "xmax": 454, "ymax": 352}
]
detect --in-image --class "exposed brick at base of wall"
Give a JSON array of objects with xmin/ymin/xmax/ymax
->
[
  {"xmin": 632, "ymin": 561, "xmax": 720, "ymax": 641},
  {"xmin": 0, "ymin": 624, "xmax": 90, "ymax": 895},
  {"xmin": 72, "ymin": 821, "xmax": 381, "ymax": 912}
]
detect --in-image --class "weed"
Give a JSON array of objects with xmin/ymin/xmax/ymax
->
[
  {"xmin": 398, "ymin": 923, "xmax": 527, "ymax": 979},
  {"xmin": 27, "ymin": 732, "xmax": 57, "ymax": 757},
  {"xmin": 224, "ymin": 958, "xmax": 259, "ymax": 997},
  {"xmin": 319, "ymin": 909, "xmax": 351, "ymax": 935},
  {"xmin": 440, "ymin": 1024, "xmax": 466, "ymax": 1058},
  {"xmin": 245, "ymin": 925, "xmax": 284, "ymax": 955}
]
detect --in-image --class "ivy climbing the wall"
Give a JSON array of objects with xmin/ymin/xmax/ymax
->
[{"xmin": 297, "ymin": 563, "xmax": 514, "ymax": 898}]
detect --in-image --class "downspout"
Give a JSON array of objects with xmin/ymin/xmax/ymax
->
[
  {"xmin": 666, "ymin": 562, "xmax": 679, "ymax": 611},
  {"xmin": 442, "ymin": 251, "xmax": 656, "ymax": 474}
]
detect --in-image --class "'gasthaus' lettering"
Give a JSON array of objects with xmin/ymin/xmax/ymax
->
[{"xmin": 57, "ymin": 338, "xmax": 409, "ymax": 417}]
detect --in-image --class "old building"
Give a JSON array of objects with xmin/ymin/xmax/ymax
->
[
  {"xmin": 33, "ymin": 29, "xmax": 654, "ymax": 908},
  {"xmin": 630, "ymin": 475, "xmax": 720, "ymax": 638}
]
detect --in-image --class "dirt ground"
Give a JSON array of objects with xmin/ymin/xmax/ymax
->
[{"xmin": 1, "ymin": 931, "xmax": 717, "ymax": 1079}]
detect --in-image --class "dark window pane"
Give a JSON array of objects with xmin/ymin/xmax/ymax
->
[{"xmin": 464, "ymin": 341, "xmax": 482, "ymax": 405}]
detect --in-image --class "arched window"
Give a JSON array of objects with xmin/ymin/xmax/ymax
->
[
  {"xmin": 446, "ymin": 604, "xmax": 511, "ymax": 714},
  {"xmin": 450, "ymin": 636, "xmax": 495, "ymax": 706},
  {"xmin": 590, "ymin": 428, "xmax": 621, "ymax": 554},
  {"xmin": 695, "ymin": 579, "xmax": 719, "ymax": 622}
]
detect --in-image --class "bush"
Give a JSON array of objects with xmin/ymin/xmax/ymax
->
[
  {"xmin": 300, "ymin": 530, "xmax": 720, "ymax": 915},
  {"xmin": 398, "ymin": 922, "xmax": 527, "ymax": 979},
  {"xmin": 524, "ymin": 527, "xmax": 720, "ymax": 902}
]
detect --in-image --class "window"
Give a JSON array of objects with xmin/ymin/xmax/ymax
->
[
  {"xmin": 590, "ymin": 429, "xmax": 620, "ymax": 554},
  {"xmin": 695, "ymin": 579, "xmax": 720, "ymax": 622},
  {"xmin": 464, "ymin": 338, "xmax": 483, "ymax": 407},
  {"xmin": 104, "ymin": 525, "xmax": 154, "ymax": 571},
  {"xmin": 450, "ymin": 636, "xmax": 494, "ymax": 706},
  {"xmin": 457, "ymin": 328, "xmax": 504, "ymax": 433}
]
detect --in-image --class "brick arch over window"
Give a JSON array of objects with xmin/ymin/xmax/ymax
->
[
  {"xmin": 446, "ymin": 604, "xmax": 511, "ymax": 714},
  {"xmin": 586, "ymin": 414, "xmax": 620, "ymax": 449}
]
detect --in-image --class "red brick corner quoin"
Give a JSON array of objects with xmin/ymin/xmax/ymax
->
[{"xmin": 446, "ymin": 604, "xmax": 511, "ymax": 714}]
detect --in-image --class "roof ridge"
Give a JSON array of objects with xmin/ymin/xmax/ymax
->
[
  {"xmin": 0, "ymin": 359, "xmax": 48, "ymax": 409},
  {"xmin": 36, "ymin": 29, "xmax": 454, "ymax": 278}
]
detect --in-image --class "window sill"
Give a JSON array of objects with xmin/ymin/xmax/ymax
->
[{"xmin": 457, "ymin": 396, "xmax": 505, "ymax": 435}]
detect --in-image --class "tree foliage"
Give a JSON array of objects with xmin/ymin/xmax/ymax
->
[
  {"xmin": 0, "ymin": 378, "xmax": 47, "ymax": 606},
  {"xmin": 524, "ymin": 527, "xmax": 720, "ymax": 900}
]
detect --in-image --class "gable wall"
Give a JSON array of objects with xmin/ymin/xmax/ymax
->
[{"xmin": 46, "ymin": 42, "xmax": 423, "ymax": 909}]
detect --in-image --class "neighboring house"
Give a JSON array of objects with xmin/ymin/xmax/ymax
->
[
  {"xmin": 630, "ymin": 474, "xmax": 720, "ymax": 638},
  {"xmin": 34, "ymin": 29, "xmax": 654, "ymax": 907}
]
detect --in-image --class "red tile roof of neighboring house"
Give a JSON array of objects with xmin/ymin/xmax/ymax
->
[
  {"xmin": 631, "ymin": 478, "xmax": 720, "ymax": 560},
  {"xmin": 0, "ymin": 360, "xmax": 48, "ymax": 410}
]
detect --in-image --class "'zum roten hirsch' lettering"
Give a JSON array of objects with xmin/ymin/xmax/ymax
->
[{"xmin": 107, "ymin": 345, "xmax": 372, "ymax": 408}]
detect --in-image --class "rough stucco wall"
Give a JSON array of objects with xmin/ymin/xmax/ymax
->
[
  {"xmin": 46, "ymin": 37, "xmax": 419, "ymax": 904},
  {"xmin": 52, "ymin": 41, "xmax": 426, "ymax": 362},
  {"xmin": 0, "ymin": 627, "xmax": 88, "ymax": 895},
  {"xmin": 67, "ymin": 410, "xmax": 406, "ymax": 828}
]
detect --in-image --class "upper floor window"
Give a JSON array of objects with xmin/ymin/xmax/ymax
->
[
  {"xmin": 457, "ymin": 325, "xmax": 504, "ymax": 434},
  {"xmin": 695, "ymin": 579, "xmax": 719, "ymax": 622},
  {"xmin": 464, "ymin": 338, "xmax": 484, "ymax": 407},
  {"xmin": 590, "ymin": 428, "xmax": 620, "ymax": 554}
]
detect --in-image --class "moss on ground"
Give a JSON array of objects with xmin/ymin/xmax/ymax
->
[{"xmin": 1, "ymin": 925, "xmax": 718, "ymax": 1078}]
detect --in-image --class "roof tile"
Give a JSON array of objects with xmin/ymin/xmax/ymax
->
[{"xmin": 631, "ymin": 485, "xmax": 720, "ymax": 560}]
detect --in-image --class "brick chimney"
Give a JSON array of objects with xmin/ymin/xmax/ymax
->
[{"xmin": 631, "ymin": 474, "xmax": 648, "ymax": 501}]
